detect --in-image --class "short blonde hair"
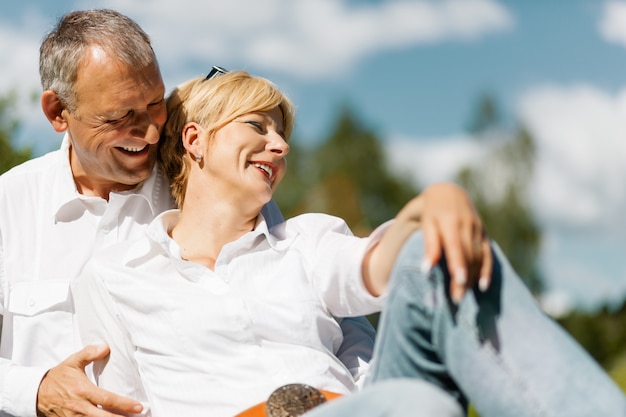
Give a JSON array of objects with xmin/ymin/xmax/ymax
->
[{"xmin": 159, "ymin": 70, "xmax": 296, "ymax": 208}]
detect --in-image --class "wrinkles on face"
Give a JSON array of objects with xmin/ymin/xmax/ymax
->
[{"xmin": 66, "ymin": 46, "xmax": 166, "ymax": 197}]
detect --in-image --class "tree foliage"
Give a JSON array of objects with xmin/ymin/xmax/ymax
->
[
  {"xmin": 275, "ymin": 105, "xmax": 418, "ymax": 235},
  {"xmin": 0, "ymin": 90, "xmax": 32, "ymax": 174},
  {"xmin": 455, "ymin": 95, "xmax": 543, "ymax": 294}
]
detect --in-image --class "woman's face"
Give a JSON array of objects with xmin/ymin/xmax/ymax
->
[{"xmin": 202, "ymin": 106, "xmax": 290, "ymax": 207}]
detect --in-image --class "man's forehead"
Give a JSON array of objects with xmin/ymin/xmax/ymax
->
[{"xmin": 75, "ymin": 58, "xmax": 164, "ymax": 112}]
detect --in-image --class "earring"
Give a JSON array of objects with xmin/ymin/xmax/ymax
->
[{"xmin": 195, "ymin": 154, "xmax": 203, "ymax": 163}]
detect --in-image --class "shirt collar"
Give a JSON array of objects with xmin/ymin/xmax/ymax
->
[
  {"xmin": 52, "ymin": 133, "xmax": 164, "ymax": 222},
  {"xmin": 138, "ymin": 210, "xmax": 292, "ymax": 272},
  {"xmin": 144, "ymin": 210, "xmax": 274, "ymax": 254}
]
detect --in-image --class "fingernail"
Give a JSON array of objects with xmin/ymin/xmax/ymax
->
[
  {"xmin": 420, "ymin": 259, "xmax": 432, "ymax": 274},
  {"xmin": 479, "ymin": 276, "xmax": 490, "ymax": 292},
  {"xmin": 455, "ymin": 268, "xmax": 467, "ymax": 286},
  {"xmin": 452, "ymin": 289, "xmax": 464, "ymax": 304}
]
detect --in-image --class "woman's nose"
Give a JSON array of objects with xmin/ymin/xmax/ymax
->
[{"xmin": 268, "ymin": 132, "xmax": 290, "ymax": 155}]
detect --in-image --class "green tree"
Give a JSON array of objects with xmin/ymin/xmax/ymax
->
[
  {"xmin": 0, "ymin": 90, "xmax": 32, "ymax": 174},
  {"xmin": 275, "ymin": 105, "xmax": 418, "ymax": 235},
  {"xmin": 456, "ymin": 95, "xmax": 543, "ymax": 294}
]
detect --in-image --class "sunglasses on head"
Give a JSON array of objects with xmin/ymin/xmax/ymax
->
[{"xmin": 204, "ymin": 66, "xmax": 228, "ymax": 81}]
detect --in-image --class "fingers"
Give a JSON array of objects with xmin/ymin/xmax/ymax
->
[
  {"xmin": 421, "ymin": 218, "xmax": 442, "ymax": 273},
  {"xmin": 37, "ymin": 346, "xmax": 143, "ymax": 417},
  {"xmin": 478, "ymin": 238, "xmax": 493, "ymax": 292},
  {"xmin": 418, "ymin": 183, "xmax": 492, "ymax": 304},
  {"xmin": 438, "ymin": 222, "xmax": 470, "ymax": 304},
  {"xmin": 86, "ymin": 386, "xmax": 144, "ymax": 416},
  {"xmin": 65, "ymin": 344, "xmax": 111, "ymax": 370}
]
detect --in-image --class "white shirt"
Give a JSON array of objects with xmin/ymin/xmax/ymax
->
[
  {"xmin": 74, "ymin": 210, "xmax": 387, "ymax": 417},
  {"xmin": 0, "ymin": 135, "xmax": 174, "ymax": 417}
]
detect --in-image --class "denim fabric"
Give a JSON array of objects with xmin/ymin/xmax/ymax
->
[{"xmin": 308, "ymin": 231, "xmax": 626, "ymax": 417}]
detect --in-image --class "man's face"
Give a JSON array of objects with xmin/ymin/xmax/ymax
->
[{"xmin": 63, "ymin": 46, "xmax": 167, "ymax": 196}]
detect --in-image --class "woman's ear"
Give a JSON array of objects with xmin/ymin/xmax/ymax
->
[
  {"xmin": 181, "ymin": 122, "xmax": 205, "ymax": 158},
  {"xmin": 41, "ymin": 90, "xmax": 68, "ymax": 133}
]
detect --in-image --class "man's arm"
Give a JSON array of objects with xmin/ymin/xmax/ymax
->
[
  {"xmin": 0, "ymin": 358, "xmax": 48, "ymax": 417},
  {"xmin": 0, "ymin": 229, "xmax": 48, "ymax": 417},
  {"xmin": 336, "ymin": 316, "xmax": 376, "ymax": 388}
]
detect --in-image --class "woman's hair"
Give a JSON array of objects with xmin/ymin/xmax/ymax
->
[
  {"xmin": 159, "ymin": 70, "xmax": 296, "ymax": 208},
  {"xmin": 39, "ymin": 9, "xmax": 156, "ymax": 113}
]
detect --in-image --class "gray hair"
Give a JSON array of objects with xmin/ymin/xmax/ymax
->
[{"xmin": 39, "ymin": 9, "xmax": 157, "ymax": 112}]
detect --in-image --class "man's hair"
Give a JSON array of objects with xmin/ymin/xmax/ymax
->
[
  {"xmin": 39, "ymin": 9, "xmax": 156, "ymax": 112},
  {"xmin": 160, "ymin": 70, "xmax": 296, "ymax": 208}
]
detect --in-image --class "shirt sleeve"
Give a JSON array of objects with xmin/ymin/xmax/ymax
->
[
  {"xmin": 0, "ymin": 361, "xmax": 48, "ymax": 417},
  {"xmin": 0, "ymin": 230, "xmax": 49, "ymax": 417},
  {"xmin": 304, "ymin": 215, "xmax": 391, "ymax": 317},
  {"xmin": 72, "ymin": 260, "xmax": 149, "ymax": 416},
  {"xmin": 335, "ymin": 316, "xmax": 376, "ymax": 389}
]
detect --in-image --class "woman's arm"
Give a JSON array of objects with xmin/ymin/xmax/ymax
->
[{"xmin": 362, "ymin": 183, "xmax": 492, "ymax": 302}]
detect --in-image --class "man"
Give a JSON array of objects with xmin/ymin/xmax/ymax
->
[{"xmin": 0, "ymin": 9, "xmax": 374, "ymax": 417}]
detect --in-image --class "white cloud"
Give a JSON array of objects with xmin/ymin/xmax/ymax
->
[
  {"xmin": 516, "ymin": 85, "xmax": 626, "ymax": 308},
  {"xmin": 386, "ymin": 134, "xmax": 486, "ymax": 188},
  {"xmin": 103, "ymin": 0, "xmax": 514, "ymax": 80},
  {"xmin": 517, "ymin": 84, "xmax": 626, "ymax": 232},
  {"xmin": 599, "ymin": 0, "xmax": 626, "ymax": 47}
]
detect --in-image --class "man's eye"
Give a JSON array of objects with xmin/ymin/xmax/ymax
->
[
  {"xmin": 149, "ymin": 99, "xmax": 165, "ymax": 108},
  {"xmin": 104, "ymin": 111, "xmax": 132, "ymax": 124}
]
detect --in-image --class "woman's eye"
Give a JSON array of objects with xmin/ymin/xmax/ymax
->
[{"xmin": 247, "ymin": 121, "xmax": 263, "ymax": 130}]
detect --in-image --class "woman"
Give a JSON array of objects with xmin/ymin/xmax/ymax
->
[{"xmin": 74, "ymin": 69, "xmax": 625, "ymax": 417}]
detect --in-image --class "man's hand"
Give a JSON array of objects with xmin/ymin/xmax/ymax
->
[{"xmin": 36, "ymin": 345, "xmax": 143, "ymax": 417}]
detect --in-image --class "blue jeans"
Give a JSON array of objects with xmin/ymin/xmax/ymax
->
[{"xmin": 307, "ymin": 232, "xmax": 626, "ymax": 417}]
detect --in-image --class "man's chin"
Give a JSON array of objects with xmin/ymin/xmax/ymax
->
[{"xmin": 117, "ymin": 166, "xmax": 154, "ymax": 189}]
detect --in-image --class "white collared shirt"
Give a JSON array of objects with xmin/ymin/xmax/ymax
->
[
  {"xmin": 0, "ymin": 135, "xmax": 174, "ymax": 417},
  {"xmin": 74, "ymin": 210, "xmax": 387, "ymax": 417}
]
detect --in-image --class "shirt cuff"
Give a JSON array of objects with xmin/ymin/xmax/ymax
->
[{"xmin": 2, "ymin": 365, "xmax": 49, "ymax": 417}]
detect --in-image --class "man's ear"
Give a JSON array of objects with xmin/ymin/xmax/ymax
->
[
  {"xmin": 41, "ymin": 90, "xmax": 68, "ymax": 133},
  {"xmin": 181, "ymin": 122, "xmax": 204, "ymax": 157}
]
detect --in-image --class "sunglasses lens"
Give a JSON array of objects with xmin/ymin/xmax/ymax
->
[{"xmin": 204, "ymin": 66, "xmax": 228, "ymax": 81}]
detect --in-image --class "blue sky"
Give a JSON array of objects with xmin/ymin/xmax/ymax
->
[{"xmin": 1, "ymin": 0, "xmax": 625, "ymax": 314}]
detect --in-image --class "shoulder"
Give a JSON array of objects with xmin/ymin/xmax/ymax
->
[
  {"xmin": 271, "ymin": 213, "xmax": 353, "ymax": 239},
  {"xmin": 0, "ymin": 150, "xmax": 63, "ymax": 193}
]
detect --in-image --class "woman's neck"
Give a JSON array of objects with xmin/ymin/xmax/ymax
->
[{"xmin": 171, "ymin": 196, "xmax": 260, "ymax": 271}]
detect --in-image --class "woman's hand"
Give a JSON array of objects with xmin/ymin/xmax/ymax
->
[
  {"xmin": 362, "ymin": 182, "xmax": 492, "ymax": 303},
  {"xmin": 415, "ymin": 183, "xmax": 492, "ymax": 303}
]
